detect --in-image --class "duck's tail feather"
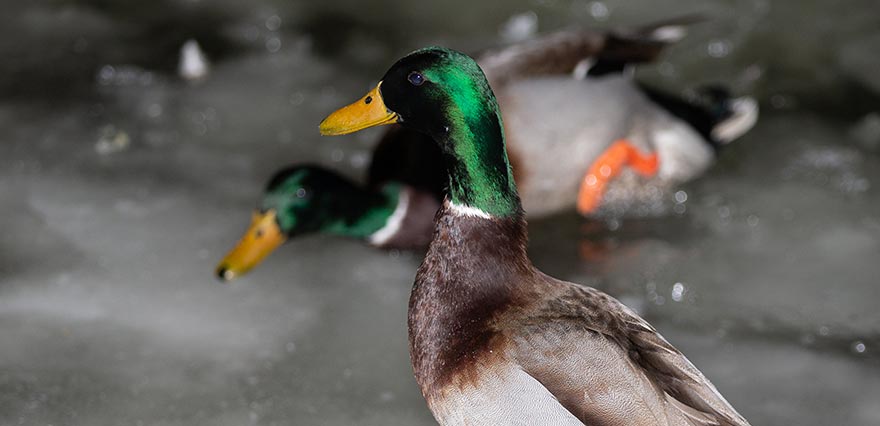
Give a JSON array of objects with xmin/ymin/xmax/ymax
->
[
  {"xmin": 711, "ymin": 94, "xmax": 759, "ymax": 145},
  {"xmin": 479, "ymin": 15, "xmax": 703, "ymax": 84},
  {"xmin": 627, "ymin": 13, "xmax": 707, "ymax": 42},
  {"xmin": 640, "ymin": 84, "xmax": 759, "ymax": 150},
  {"xmin": 586, "ymin": 14, "xmax": 706, "ymax": 77}
]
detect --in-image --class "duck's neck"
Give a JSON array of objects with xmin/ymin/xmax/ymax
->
[
  {"xmin": 409, "ymin": 201, "xmax": 533, "ymax": 396},
  {"xmin": 436, "ymin": 87, "xmax": 520, "ymax": 218},
  {"xmin": 322, "ymin": 184, "xmax": 401, "ymax": 240}
]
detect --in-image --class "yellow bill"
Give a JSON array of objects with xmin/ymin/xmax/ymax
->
[
  {"xmin": 319, "ymin": 83, "xmax": 399, "ymax": 135},
  {"xmin": 215, "ymin": 209, "xmax": 287, "ymax": 281}
]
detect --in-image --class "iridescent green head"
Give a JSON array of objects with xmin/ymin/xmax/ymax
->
[
  {"xmin": 320, "ymin": 47, "xmax": 519, "ymax": 217},
  {"xmin": 215, "ymin": 165, "xmax": 398, "ymax": 281}
]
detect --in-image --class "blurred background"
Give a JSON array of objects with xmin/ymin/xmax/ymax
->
[{"xmin": 1, "ymin": 0, "xmax": 879, "ymax": 424}]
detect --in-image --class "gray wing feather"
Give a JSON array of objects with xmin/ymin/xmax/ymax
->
[
  {"xmin": 476, "ymin": 15, "xmax": 703, "ymax": 86},
  {"xmin": 623, "ymin": 315, "xmax": 750, "ymax": 426},
  {"xmin": 531, "ymin": 281, "xmax": 751, "ymax": 426}
]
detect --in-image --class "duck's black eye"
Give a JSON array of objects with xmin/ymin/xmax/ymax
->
[
  {"xmin": 407, "ymin": 71, "xmax": 425, "ymax": 86},
  {"xmin": 295, "ymin": 188, "xmax": 309, "ymax": 199}
]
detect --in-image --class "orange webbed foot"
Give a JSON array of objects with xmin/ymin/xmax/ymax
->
[{"xmin": 577, "ymin": 140, "xmax": 659, "ymax": 215}]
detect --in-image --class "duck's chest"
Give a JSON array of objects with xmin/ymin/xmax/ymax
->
[
  {"xmin": 426, "ymin": 360, "xmax": 584, "ymax": 426},
  {"xmin": 407, "ymin": 211, "xmax": 535, "ymax": 407}
]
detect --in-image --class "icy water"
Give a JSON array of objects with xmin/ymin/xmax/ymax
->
[{"xmin": 2, "ymin": 0, "xmax": 879, "ymax": 425}]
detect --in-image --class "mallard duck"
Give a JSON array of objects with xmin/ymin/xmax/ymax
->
[
  {"xmin": 216, "ymin": 19, "xmax": 757, "ymax": 280},
  {"xmin": 215, "ymin": 165, "xmax": 441, "ymax": 280},
  {"xmin": 319, "ymin": 47, "xmax": 750, "ymax": 425}
]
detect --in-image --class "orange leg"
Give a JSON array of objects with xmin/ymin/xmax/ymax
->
[{"xmin": 577, "ymin": 140, "xmax": 659, "ymax": 215}]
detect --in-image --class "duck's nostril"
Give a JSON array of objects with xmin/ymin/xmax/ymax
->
[{"xmin": 216, "ymin": 267, "xmax": 231, "ymax": 281}]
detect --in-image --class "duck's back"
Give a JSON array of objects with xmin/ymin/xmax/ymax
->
[{"xmin": 497, "ymin": 75, "xmax": 665, "ymax": 217}]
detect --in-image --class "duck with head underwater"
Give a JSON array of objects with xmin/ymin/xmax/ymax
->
[
  {"xmin": 215, "ymin": 19, "xmax": 757, "ymax": 281},
  {"xmin": 319, "ymin": 47, "xmax": 751, "ymax": 425}
]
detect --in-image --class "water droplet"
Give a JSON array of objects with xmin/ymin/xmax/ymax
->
[
  {"xmin": 747, "ymin": 214, "xmax": 760, "ymax": 227},
  {"xmin": 585, "ymin": 174, "xmax": 598, "ymax": 186},
  {"xmin": 289, "ymin": 92, "xmax": 305, "ymax": 106},
  {"xmin": 589, "ymin": 1, "xmax": 610, "ymax": 20},
  {"xmin": 266, "ymin": 37, "xmax": 281, "ymax": 53},
  {"xmin": 265, "ymin": 15, "xmax": 282, "ymax": 31},
  {"xmin": 606, "ymin": 218, "xmax": 620, "ymax": 231},
  {"xmin": 499, "ymin": 11, "xmax": 538, "ymax": 42},
  {"xmin": 350, "ymin": 151, "xmax": 369, "ymax": 169},
  {"xmin": 98, "ymin": 65, "xmax": 115, "ymax": 85},
  {"xmin": 852, "ymin": 341, "xmax": 867, "ymax": 354},
  {"xmin": 707, "ymin": 40, "xmax": 731, "ymax": 58},
  {"xmin": 674, "ymin": 190, "xmax": 688, "ymax": 204},
  {"xmin": 671, "ymin": 282, "xmax": 685, "ymax": 302}
]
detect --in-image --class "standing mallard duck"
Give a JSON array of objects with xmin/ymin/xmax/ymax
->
[
  {"xmin": 215, "ymin": 19, "xmax": 756, "ymax": 280},
  {"xmin": 319, "ymin": 47, "xmax": 750, "ymax": 425}
]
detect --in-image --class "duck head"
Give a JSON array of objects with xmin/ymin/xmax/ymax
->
[
  {"xmin": 215, "ymin": 165, "xmax": 397, "ymax": 281},
  {"xmin": 320, "ymin": 47, "xmax": 519, "ymax": 218}
]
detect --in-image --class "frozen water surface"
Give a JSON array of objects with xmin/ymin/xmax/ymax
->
[{"xmin": 1, "ymin": 0, "xmax": 879, "ymax": 425}]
